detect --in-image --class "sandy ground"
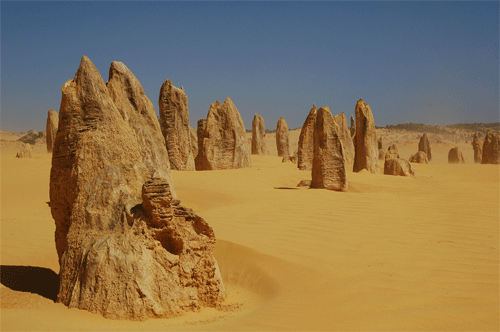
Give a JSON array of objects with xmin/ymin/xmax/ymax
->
[{"xmin": 1, "ymin": 129, "xmax": 498, "ymax": 331}]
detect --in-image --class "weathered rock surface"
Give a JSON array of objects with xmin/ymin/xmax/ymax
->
[
  {"xmin": 332, "ymin": 112, "xmax": 355, "ymax": 164},
  {"xmin": 195, "ymin": 98, "xmax": 253, "ymax": 170},
  {"xmin": 107, "ymin": 61, "xmax": 176, "ymax": 192},
  {"xmin": 46, "ymin": 109, "xmax": 59, "ymax": 153},
  {"xmin": 297, "ymin": 104, "xmax": 317, "ymax": 170},
  {"xmin": 409, "ymin": 151, "xmax": 428, "ymax": 164},
  {"xmin": 276, "ymin": 117, "xmax": 290, "ymax": 157},
  {"xmin": 282, "ymin": 155, "xmax": 298, "ymax": 163},
  {"xmin": 481, "ymin": 132, "xmax": 500, "ymax": 164},
  {"xmin": 472, "ymin": 132, "xmax": 483, "ymax": 163},
  {"xmin": 16, "ymin": 143, "xmax": 33, "ymax": 158},
  {"xmin": 159, "ymin": 79, "xmax": 195, "ymax": 171},
  {"xmin": 353, "ymin": 99, "xmax": 379, "ymax": 174},
  {"xmin": 50, "ymin": 56, "xmax": 224, "ymax": 320},
  {"xmin": 190, "ymin": 126, "xmax": 198, "ymax": 159},
  {"xmin": 311, "ymin": 107, "xmax": 347, "ymax": 192},
  {"xmin": 350, "ymin": 115, "xmax": 355, "ymax": 137},
  {"xmin": 251, "ymin": 113, "xmax": 267, "ymax": 155},
  {"xmin": 384, "ymin": 144, "xmax": 417, "ymax": 177},
  {"xmin": 448, "ymin": 147, "xmax": 465, "ymax": 163},
  {"xmin": 418, "ymin": 133, "xmax": 432, "ymax": 161}
]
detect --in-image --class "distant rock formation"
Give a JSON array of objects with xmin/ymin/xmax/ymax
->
[
  {"xmin": 311, "ymin": 107, "xmax": 347, "ymax": 192},
  {"xmin": 332, "ymin": 112, "xmax": 355, "ymax": 164},
  {"xmin": 409, "ymin": 151, "xmax": 428, "ymax": 164},
  {"xmin": 418, "ymin": 133, "xmax": 432, "ymax": 161},
  {"xmin": 353, "ymin": 99, "xmax": 379, "ymax": 174},
  {"xmin": 276, "ymin": 117, "xmax": 290, "ymax": 157},
  {"xmin": 107, "ymin": 61, "xmax": 176, "ymax": 189},
  {"xmin": 282, "ymin": 154, "xmax": 298, "ymax": 163},
  {"xmin": 448, "ymin": 147, "xmax": 465, "ymax": 163},
  {"xmin": 384, "ymin": 144, "xmax": 417, "ymax": 177},
  {"xmin": 472, "ymin": 132, "xmax": 483, "ymax": 163},
  {"xmin": 18, "ymin": 130, "xmax": 45, "ymax": 145},
  {"xmin": 195, "ymin": 98, "xmax": 253, "ymax": 170},
  {"xmin": 251, "ymin": 113, "xmax": 267, "ymax": 155},
  {"xmin": 195, "ymin": 119, "xmax": 207, "ymax": 170},
  {"xmin": 481, "ymin": 132, "xmax": 499, "ymax": 164},
  {"xmin": 297, "ymin": 104, "xmax": 317, "ymax": 170},
  {"xmin": 50, "ymin": 56, "xmax": 225, "ymax": 320},
  {"xmin": 377, "ymin": 137, "xmax": 384, "ymax": 160},
  {"xmin": 46, "ymin": 109, "xmax": 59, "ymax": 153},
  {"xmin": 16, "ymin": 143, "xmax": 33, "ymax": 158},
  {"xmin": 158, "ymin": 79, "xmax": 195, "ymax": 171},
  {"xmin": 297, "ymin": 179, "xmax": 311, "ymax": 187}
]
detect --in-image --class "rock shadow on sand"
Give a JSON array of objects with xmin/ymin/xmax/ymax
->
[{"xmin": 0, "ymin": 265, "xmax": 59, "ymax": 302}]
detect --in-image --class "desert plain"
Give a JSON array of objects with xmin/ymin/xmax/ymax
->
[{"xmin": 1, "ymin": 126, "xmax": 499, "ymax": 331}]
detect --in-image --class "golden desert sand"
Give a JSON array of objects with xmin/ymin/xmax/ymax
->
[{"xmin": 1, "ymin": 127, "xmax": 499, "ymax": 330}]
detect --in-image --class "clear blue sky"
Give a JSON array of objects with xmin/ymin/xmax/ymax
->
[{"xmin": 1, "ymin": 1, "xmax": 499, "ymax": 133}]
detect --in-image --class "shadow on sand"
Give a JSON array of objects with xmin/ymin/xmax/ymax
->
[{"xmin": 0, "ymin": 265, "xmax": 59, "ymax": 302}]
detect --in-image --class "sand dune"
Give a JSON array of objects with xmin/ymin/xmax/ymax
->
[{"xmin": 1, "ymin": 130, "xmax": 498, "ymax": 330}]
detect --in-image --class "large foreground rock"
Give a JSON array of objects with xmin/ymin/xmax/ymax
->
[
  {"xmin": 472, "ymin": 132, "xmax": 483, "ymax": 163},
  {"xmin": 159, "ymin": 79, "xmax": 195, "ymax": 171},
  {"xmin": 251, "ymin": 113, "xmax": 267, "ymax": 155},
  {"xmin": 310, "ymin": 107, "xmax": 347, "ymax": 192},
  {"xmin": 195, "ymin": 98, "xmax": 253, "ymax": 170},
  {"xmin": 50, "ymin": 56, "xmax": 225, "ymax": 320},
  {"xmin": 384, "ymin": 144, "xmax": 417, "ymax": 177},
  {"xmin": 332, "ymin": 112, "xmax": 354, "ymax": 164},
  {"xmin": 276, "ymin": 117, "xmax": 290, "ymax": 157},
  {"xmin": 297, "ymin": 104, "xmax": 317, "ymax": 170},
  {"xmin": 107, "ymin": 61, "xmax": 176, "ymax": 190},
  {"xmin": 46, "ymin": 109, "xmax": 59, "ymax": 153},
  {"xmin": 16, "ymin": 143, "xmax": 33, "ymax": 158},
  {"xmin": 353, "ymin": 99, "xmax": 379, "ymax": 173},
  {"xmin": 418, "ymin": 133, "xmax": 432, "ymax": 161},
  {"xmin": 481, "ymin": 132, "xmax": 500, "ymax": 164},
  {"xmin": 448, "ymin": 147, "xmax": 465, "ymax": 163}
]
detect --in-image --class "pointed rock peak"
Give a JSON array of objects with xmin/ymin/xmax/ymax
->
[
  {"xmin": 223, "ymin": 97, "xmax": 235, "ymax": 107},
  {"xmin": 74, "ymin": 56, "xmax": 103, "ymax": 85},
  {"xmin": 109, "ymin": 61, "xmax": 129, "ymax": 75},
  {"xmin": 313, "ymin": 103, "xmax": 316, "ymax": 109}
]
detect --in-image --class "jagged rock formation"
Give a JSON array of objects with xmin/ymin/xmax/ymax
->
[
  {"xmin": 195, "ymin": 98, "xmax": 253, "ymax": 170},
  {"xmin": 251, "ymin": 113, "xmax": 267, "ymax": 155},
  {"xmin": 282, "ymin": 155, "xmax": 298, "ymax": 163},
  {"xmin": 409, "ymin": 151, "xmax": 428, "ymax": 164},
  {"xmin": 418, "ymin": 133, "xmax": 432, "ymax": 161},
  {"xmin": 18, "ymin": 130, "xmax": 45, "ymax": 145},
  {"xmin": 159, "ymin": 79, "xmax": 195, "ymax": 171},
  {"xmin": 310, "ymin": 107, "xmax": 347, "ymax": 192},
  {"xmin": 448, "ymin": 147, "xmax": 465, "ymax": 163},
  {"xmin": 276, "ymin": 117, "xmax": 290, "ymax": 157},
  {"xmin": 107, "ymin": 61, "xmax": 175, "ymax": 191},
  {"xmin": 332, "ymin": 112, "xmax": 355, "ymax": 164},
  {"xmin": 472, "ymin": 132, "xmax": 483, "ymax": 163},
  {"xmin": 46, "ymin": 109, "xmax": 59, "ymax": 153},
  {"xmin": 297, "ymin": 104, "xmax": 317, "ymax": 170},
  {"xmin": 16, "ymin": 143, "xmax": 33, "ymax": 158},
  {"xmin": 384, "ymin": 144, "xmax": 417, "ymax": 177},
  {"xmin": 190, "ymin": 126, "xmax": 198, "ymax": 159},
  {"xmin": 353, "ymin": 99, "xmax": 379, "ymax": 173},
  {"xmin": 481, "ymin": 132, "xmax": 500, "ymax": 164},
  {"xmin": 50, "ymin": 56, "xmax": 225, "ymax": 320}
]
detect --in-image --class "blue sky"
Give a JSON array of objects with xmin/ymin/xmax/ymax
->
[{"xmin": 1, "ymin": 1, "xmax": 499, "ymax": 133}]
